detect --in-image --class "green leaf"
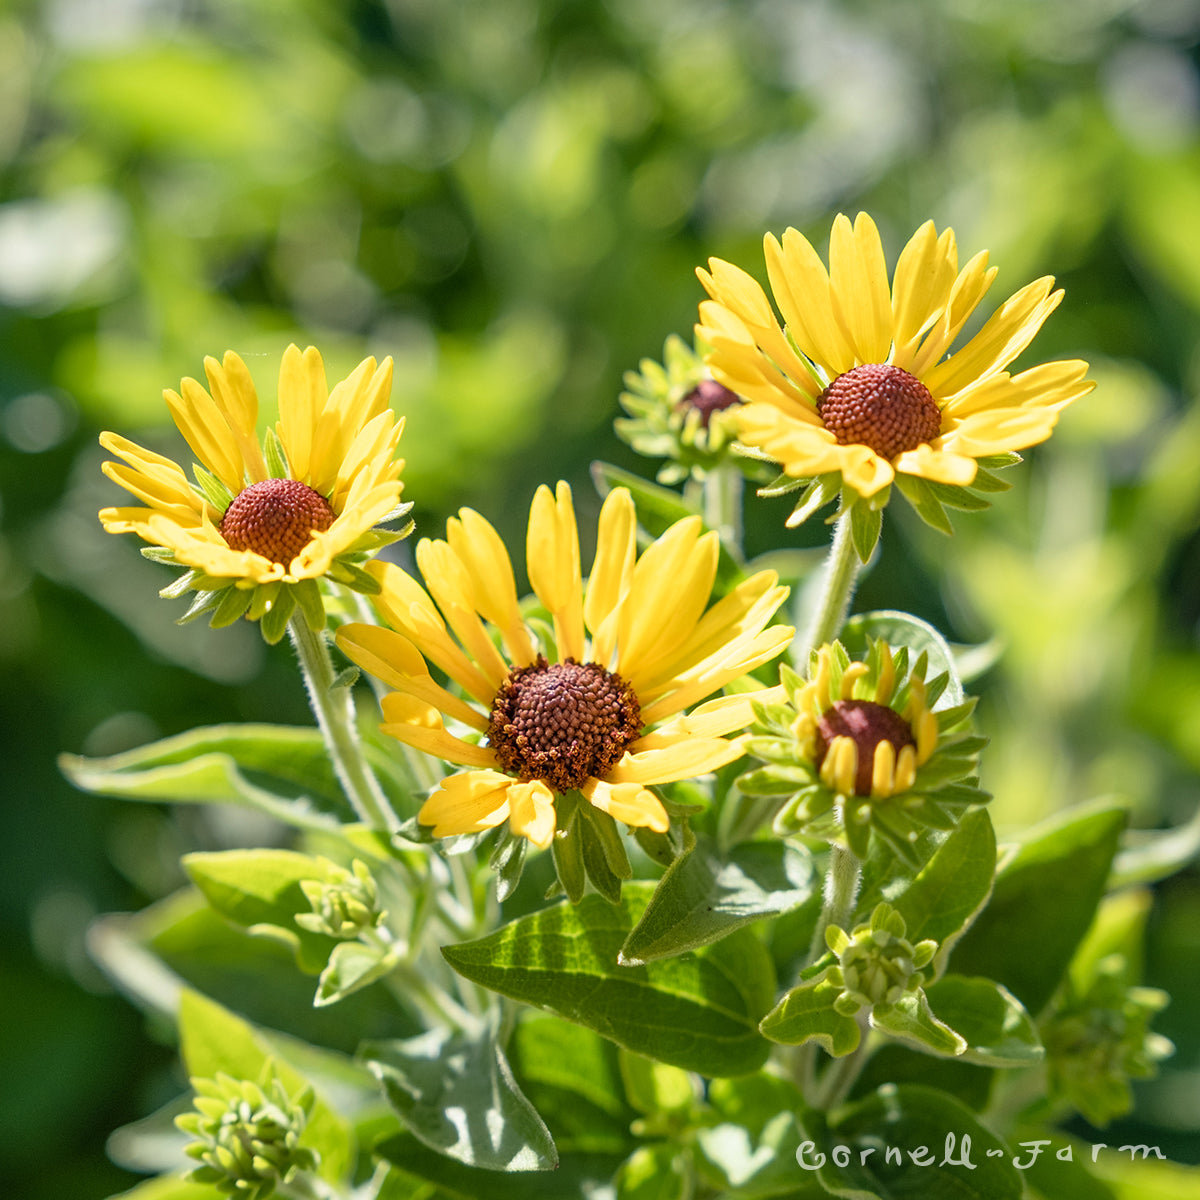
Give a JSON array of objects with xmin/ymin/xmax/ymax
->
[
  {"xmin": 108, "ymin": 1175, "xmax": 224, "ymax": 1200},
  {"xmin": 949, "ymin": 803, "xmax": 1128, "ymax": 1016},
  {"xmin": 860, "ymin": 809, "xmax": 996, "ymax": 966},
  {"xmin": 362, "ymin": 1026, "xmax": 557, "ymax": 1171},
  {"xmin": 507, "ymin": 1014, "xmax": 635, "ymax": 1157},
  {"xmin": 923, "ymin": 975, "xmax": 1042, "ymax": 1067},
  {"xmin": 374, "ymin": 1137, "xmax": 620, "ymax": 1200},
  {"xmin": 1111, "ymin": 804, "xmax": 1200, "ymax": 887},
  {"xmin": 315, "ymin": 941, "xmax": 398, "ymax": 1006},
  {"xmin": 614, "ymin": 1143, "xmax": 689, "ymax": 1200},
  {"xmin": 177, "ymin": 990, "xmax": 352, "ymax": 1185},
  {"xmin": 871, "ymin": 990, "xmax": 967, "ymax": 1057},
  {"xmin": 182, "ymin": 849, "xmax": 342, "ymax": 974},
  {"xmin": 806, "ymin": 1083, "xmax": 1023, "ymax": 1199},
  {"xmin": 619, "ymin": 836, "xmax": 816, "ymax": 965},
  {"xmin": 442, "ymin": 884, "xmax": 776, "ymax": 1077},
  {"xmin": 759, "ymin": 976, "xmax": 862, "ymax": 1055},
  {"xmin": 850, "ymin": 1044, "xmax": 993, "ymax": 1112},
  {"xmin": 841, "ymin": 610, "xmax": 964, "ymax": 708},
  {"xmin": 1022, "ymin": 1138, "xmax": 1119, "ymax": 1200}
]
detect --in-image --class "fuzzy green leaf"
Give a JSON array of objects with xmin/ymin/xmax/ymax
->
[
  {"xmin": 442, "ymin": 884, "xmax": 775, "ymax": 1077},
  {"xmin": 870, "ymin": 990, "xmax": 967, "ymax": 1057},
  {"xmin": 759, "ymin": 977, "xmax": 862, "ymax": 1055},
  {"xmin": 923, "ymin": 975, "xmax": 1043, "ymax": 1067},
  {"xmin": 619, "ymin": 836, "xmax": 816, "ymax": 965},
  {"xmin": 362, "ymin": 1026, "xmax": 557, "ymax": 1171},
  {"xmin": 949, "ymin": 803, "xmax": 1128, "ymax": 1016},
  {"xmin": 315, "ymin": 941, "xmax": 398, "ymax": 1006}
]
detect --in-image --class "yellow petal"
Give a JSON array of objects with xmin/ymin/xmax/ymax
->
[
  {"xmin": 505, "ymin": 779, "xmax": 557, "ymax": 848},
  {"xmin": 203, "ymin": 351, "xmax": 267, "ymax": 483},
  {"xmin": 615, "ymin": 517, "xmax": 716, "ymax": 674},
  {"xmin": 634, "ymin": 686, "xmax": 786, "ymax": 746},
  {"xmin": 584, "ymin": 488, "xmax": 636, "ymax": 637},
  {"xmin": 893, "ymin": 444, "xmax": 978, "ymax": 486},
  {"xmin": 909, "ymin": 252, "xmax": 997, "ymax": 378},
  {"xmin": 941, "ymin": 358, "xmax": 1093, "ymax": 418},
  {"xmin": 765, "ymin": 228, "xmax": 855, "ymax": 374},
  {"xmin": 335, "ymin": 624, "xmax": 489, "ymax": 731},
  {"xmin": 939, "ymin": 408, "xmax": 1060, "ymax": 458},
  {"xmin": 447, "ymin": 507, "xmax": 536, "ymax": 666},
  {"xmin": 605, "ymin": 736, "xmax": 745, "ymax": 785},
  {"xmin": 581, "ymin": 778, "xmax": 669, "ymax": 832},
  {"xmin": 418, "ymin": 770, "xmax": 515, "ymax": 837},
  {"xmin": 380, "ymin": 693, "xmax": 497, "ymax": 769},
  {"xmin": 828, "ymin": 212, "xmax": 894, "ymax": 365},
  {"xmin": 526, "ymin": 481, "xmax": 585, "ymax": 662},
  {"xmin": 891, "ymin": 222, "xmax": 958, "ymax": 359},
  {"xmin": 925, "ymin": 277, "xmax": 1062, "ymax": 397},
  {"xmin": 834, "ymin": 444, "xmax": 895, "ymax": 497},
  {"xmin": 277, "ymin": 344, "xmax": 327, "ymax": 484},
  {"xmin": 164, "ymin": 380, "xmax": 244, "ymax": 492}
]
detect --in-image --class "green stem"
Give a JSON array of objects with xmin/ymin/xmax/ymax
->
[
  {"xmin": 806, "ymin": 843, "xmax": 862, "ymax": 965},
  {"xmin": 810, "ymin": 1021, "xmax": 871, "ymax": 1109},
  {"xmin": 703, "ymin": 461, "xmax": 744, "ymax": 558},
  {"xmin": 798, "ymin": 512, "xmax": 861, "ymax": 661},
  {"xmin": 289, "ymin": 616, "xmax": 400, "ymax": 833}
]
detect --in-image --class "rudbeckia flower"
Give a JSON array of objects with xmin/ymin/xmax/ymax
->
[
  {"xmin": 336, "ymin": 482, "xmax": 793, "ymax": 852},
  {"xmin": 99, "ymin": 345, "xmax": 409, "ymax": 641},
  {"xmin": 696, "ymin": 213, "xmax": 1094, "ymax": 524},
  {"xmin": 741, "ymin": 639, "xmax": 987, "ymax": 864}
]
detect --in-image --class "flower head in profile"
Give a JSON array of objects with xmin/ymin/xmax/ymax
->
[
  {"xmin": 696, "ymin": 213, "xmax": 1094, "ymax": 530},
  {"xmin": 741, "ymin": 639, "xmax": 987, "ymax": 864},
  {"xmin": 336, "ymin": 482, "xmax": 793, "ymax": 866},
  {"xmin": 99, "ymin": 345, "xmax": 410, "ymax": 641}
]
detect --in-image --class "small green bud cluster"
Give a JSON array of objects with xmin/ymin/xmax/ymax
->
[
  {"xmin": 616, "ymin": 333, "xmax": 745, "ymax": 485},
  {"xmin": 175, "ymin": 1067, "xmax": 319, "ymax": 1199},
  {"xmin": 295, "ymin": 858, "xmax": 386, "ymax": 939},
  {"xmin": 825, "ymin": 902, "xmax": 938, "ymax": 1018},
  {"xmin": 1043, "ymin": 955, "xmax": 1174, "ymax": 1127}
]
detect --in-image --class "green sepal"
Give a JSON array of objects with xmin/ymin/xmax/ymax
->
[
  {"xmin": 847, "ymin": 493, "xmax": 885, "ymax": 562},
  {"xmin": 327, "ymin": 559, "xmax": 383, "ymax": 594},
  {"xmin": 488, "ymin": 828, "xmax": 528, "ymax": 903},
  {"xmin": 207, "ymin": 582, "xmax": 255, "ymax": 629},
  {"xmin": 757, "ymin": 470, "xmax": 807, "ymax": 499},
  {"xmin": 263, "ymin": 427, "xmax": 290, "ymax": 479},
  {"xmin": 784, "ymin": 473, "xmax": 842, "ymax": 527},
  {"xmin": 141, "ymin": 545, "xmax": 183, "ymax": 564},
  {"xmin": 259, "ymin": 586, "xmax": 298, "ymax": 644},
  {"xmin": 246, "ymin": 580, "xmax": 281, "ymax": 621},
  {"xmin": 161, "ymin": 569, "xmax": 202, "ymax": 600},
  {"xmin": 894, "ymin": 472, "xmax": 955, "ymax": 534},
  {"xmin": 551, "ymin": 793, "xmax": 587, "ymax": 904},
  {"xmin": 177, "ymin": 588, "xmax": 224, "ymax": 624},
  {"xmin": 192, "ymin": 464, "xmax": 235, "ymax": 511},
  {"xmin": 759, "ymin": 974, "xmax": 862, "ymax": 1055},
  {"xmin": 579, "ymin": 814, "xmax": 625, "ymax": 905},
  {"xmin": 292, "ymin": 578, "xmax": 327, "ymax": 632}
]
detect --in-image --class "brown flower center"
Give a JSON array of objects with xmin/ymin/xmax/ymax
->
[
  {"xmin": 817, "ymin": 363, "xmax": 942, "ymax": 459},
  {"xmin": 487, "ymin": 656, "xmax": 643, "ymax": 794},
  {"xmin": 816, "ymin": 700, "xmax": 916, "ymax": 797},
  {"xmin": 678, "ymin": 379, "xmax": 742, "ymax": 428},
  {"xmin": 219, "ymin": 478, "xmax": 336, "ymax": 566}
]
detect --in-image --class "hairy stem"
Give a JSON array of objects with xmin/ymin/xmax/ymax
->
[
  {"xmin": 703, "ymin": 460, "xmax": 744, "ymax": 558},
  {"xmin": 798, "ymin": 512, "xmax": 861, "ymax": 661},
  {"xmin": 807, "ymin": 843, "xmax": 862, "ymax": 965},
  {"xmin": 289, "ymin": 616, "xmax": 400, "ymax": 833}
]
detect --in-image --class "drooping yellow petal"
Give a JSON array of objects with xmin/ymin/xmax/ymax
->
[
  {"xmin": 380, "ymin": 692, "xmax": 497, "ymax": 768},
  {"xmin": 505, "ymin": 780, "xmax": 557, "ymax": 848},
  {"xmin": 892, "ymin": 444, "xmax": 978, "ymax": 486},
  {"xmin": 335, "ymin": 624, "xmax": 489, "ymax": 731},
  {"xmin": 581, "ymin": 778, "xmax": 669, "ymax": 832},
  {"xmin": 418, "ymin": 770, "xmax": 515, "ymax": 838},
  {"xmin": 606, "ymin": 737, "xmax": 745, "ymax": 785}
]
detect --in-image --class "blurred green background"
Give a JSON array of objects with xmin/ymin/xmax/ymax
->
[{"xmin": 4, "ymin": 0, "xmax": 1200, "ymax": 1194}]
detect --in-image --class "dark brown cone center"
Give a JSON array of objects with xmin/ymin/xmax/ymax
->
[
  {"xmin": 817, "ymin": 363, "xmax": 942, "ymax": 459},
  {"xmin": 487, "ymin": 656, "xmax": 643, "ymax": 794},
  {"xmin": 219, "ymin": 478, "xmax": 336, "ymax": 566},
  {"xmin": 678, "ymin": 379, "xmax": 742, "ymax": 428},
  {"xmin": 816, "ymin": 699, "xmax": 916, "ymax": 797}
]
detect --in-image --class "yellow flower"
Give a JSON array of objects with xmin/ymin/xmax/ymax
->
[
  {"xmin": 336, "ymin": 482, "xmax": 794, "ymax": 849},
  {"xmin": 99, "ymin": 345, "xmax": 408, "ymax": 637},
  {"xmin": 696, "ymin": 213, "xmax": 1094, "ymax": 502}
]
